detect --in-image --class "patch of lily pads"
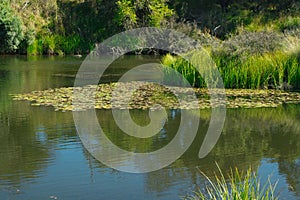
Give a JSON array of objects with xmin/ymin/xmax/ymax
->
[{"xmin": 11, "ymin": 81, "xmax": 300, "ymax": 112}]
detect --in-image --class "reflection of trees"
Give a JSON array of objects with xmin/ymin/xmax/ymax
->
[
  {"xmin": 0, "ymin": 102, "xmax": 76, "ymax": 185},
  {"xmin": 0, "ymin": 56, "xmax": 79, "ymax": 185},
  {"xmin": 278, "ymin": 159, "xmax": 300, "ymax": 196},
  {"xmin": 2, "ymin": 56, "xmax": 300, "ymax": 197},
  {"xmin": 81, "ymin": 105, "xmax": 300, "ymax": 195},
  {"xmin": 0, "ymin": 103, "xmax": 50, "ymax": 184},
  {"xmin": 96, "ymin": 109, "xmax": 180, "ymax": 153},
  {"xmin": 142, "ymin": 104, "xmax": 300, "ymax": 195}
]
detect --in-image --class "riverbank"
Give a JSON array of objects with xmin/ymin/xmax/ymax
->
[{"xmin": 11, "ymin": 81, "xmax": 300, "ymax": 112}]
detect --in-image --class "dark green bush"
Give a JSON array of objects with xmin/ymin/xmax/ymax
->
[{"xmin": 0, "ymin": 1, "xmax": 24, "ymax": 53}]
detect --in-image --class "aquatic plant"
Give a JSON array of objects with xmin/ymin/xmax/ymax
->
[
  {"xmin": 185, "ymin": 164, "xmax": 278, "ymax": 200},
  {"xmin": 162, "ymin": 52, "xmax": 300, "ymax": 90},
  {"xmin": 11, "ymin": 82, "xmax": 300, "ymax": 111}
]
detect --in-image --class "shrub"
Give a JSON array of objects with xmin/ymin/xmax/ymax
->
[
  {"xmin": 0, "ymin": 1, "xmax": 24, "ymax": 53},
  {"xmin": 215, "ymin": 31, "xmax": 284, "ymax": 58},
  {"xmin": 165, "ymin": 19, "xmax": 221, "ymax": 48},
  {"xmin": 116, "ymin": 0, "xmax": 174, "ymax": 29}
]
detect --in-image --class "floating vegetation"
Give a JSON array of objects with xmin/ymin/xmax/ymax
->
[{"xmin": 11, "ymin": 81, "xmax": 300, "ymax": 112}]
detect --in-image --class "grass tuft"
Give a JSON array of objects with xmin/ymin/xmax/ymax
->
[
  {"xmin": 163, "ymin": 51, "xmax": 300, "ymax": 90},
  {"xmin": 184, "ymin": 164, "xmax": 278, "ymax": 200}
]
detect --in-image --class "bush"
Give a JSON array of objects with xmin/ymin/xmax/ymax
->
[
  {"xmin": 0, "ymin": 1, "xmax": 24, "ymax": 53},
  {"xmin": 116, "ymin": 0, "xmax": 174, "ymax": 29},
  {"xmin": 215, "ymin": 31, "xmax": 284, "ymax": 58},
  {"xmin": 165, "ymin": 19, "xmax": 221, "ymax": 48}
]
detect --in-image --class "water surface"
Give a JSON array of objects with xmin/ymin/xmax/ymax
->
[{"xmin": 0, "ymin": 56, "xmax": 300, "ymax": 199}]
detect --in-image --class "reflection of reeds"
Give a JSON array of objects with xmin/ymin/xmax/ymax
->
[{"xmin": 184, "ymin": 163, "xmax": 278, "ymax": 200}]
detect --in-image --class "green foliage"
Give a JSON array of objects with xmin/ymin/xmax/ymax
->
[
  {"xmin": 163, "ymin": 53, "xmax": 206, "ymax": 88},
  {"xmin": 162, "ymin": 52, "xmax": 300, "ymax": 90},
  {"xmin": 184, "ymin": 164, "xmax": 278, "ymax": 200},
  {"xmin": 162, "ymin": 28, "xmax": 300, "ymax": 90},
  {"xmin": 215, "ymin": 53, "xmax": 299, "ymax": 89},
  {"xmin": 27, "ymin": 39, "xmax": 43, "ymax": 55},
  {"xmin": 277, "ymin": 16, "xmax": 300, "ymax": 31},
  {"xmin": 60, "ymin": 1, "xmax": 117, "ymax": 44},
  {"xmin": 27, "ymin": 34, "xmax": 91, "ymax": 55},
  {"xmin": 115, "ymin": 0, "xmax": 137, "ymax": 28},
  {"xmin": 116, "ymin": 0, "xmax": 174, "ymax": 29},
  {"xmin": 172, "ymin": 0, "xmax": 300, "ymax": 38},
  {"xmin": 55, "ymin": 35, "xmax": 81, "ymax": 55},
  {"xmin": 0, "ymin": 1, "xmax": 24, "ymax": 53},
  {"xmin": 1, "ymin": 0, "xmax": 300, "ymax": 55}
]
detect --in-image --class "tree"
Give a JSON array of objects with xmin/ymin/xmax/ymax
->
[
  {"xmin": 116, "ymin": 0, "xmax": 174, "ymax": 29},
  {"xmin": 0, "ymin": 1, "xmax": 24, "ymax": 53}
]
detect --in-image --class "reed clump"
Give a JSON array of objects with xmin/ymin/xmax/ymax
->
[
  {"xmin": 184, "ymin": 164, "xmax": 278, "ymax": 200},
  {"xmin": 162, "ymin": 29, "xmax": 300, "ymax": 90}
]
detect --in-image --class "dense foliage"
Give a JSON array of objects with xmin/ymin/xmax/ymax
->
[
  {"xmin": 0, "ymin": 1, "xmax": 23, "ymax": 53},
  {"xmin": 162, "ymin": 30, "xmax": 300, "ymax": 90},
  {"xmin": 0, "ymin": 0, "xmax": 298, "ymax": 55},
  {"xmin": 3, "ymin": 0, "xmax": 175, "ymax": 54},
  {"xmin": 116, "ymin": 0, "xmax": 173, "ymax": 29}
]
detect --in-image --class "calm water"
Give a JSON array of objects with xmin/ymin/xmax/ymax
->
[{"xmin": 1, "ymin": 55, "xmax": 300, "ymax": 199}]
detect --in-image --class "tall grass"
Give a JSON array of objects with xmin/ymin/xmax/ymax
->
[
  {"xmin": 27, "ymin": 34, "xmax": 94, "ymax": 55},
  {"xmin": 162, "ymin": 52, "xmax": 300, "ymax": 90},
  {"xmin": 185, "ymin": 164, "xmax": 278, "ymax": 200},
  {"xmin": 162, "ymin": 53, "xmax": 206, "ymax": 88}
]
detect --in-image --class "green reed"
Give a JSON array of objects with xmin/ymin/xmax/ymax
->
[
  {"xmin": 162, "ymin": 52, "xmax": 300, "ymax": 90},
  {"xmin": 184, "ymin": 164, "xmax": 278, "ymax": 200}
]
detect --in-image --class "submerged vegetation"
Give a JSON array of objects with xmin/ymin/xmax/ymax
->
[{"xmin": 185, "ymin": 164, "xmax": 278, "ymax": 200}]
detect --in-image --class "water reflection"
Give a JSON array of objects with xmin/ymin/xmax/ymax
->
[
  {"xmin": 0, "ymin": 56, "xmax": 300, "ymax": 199},
  {"xmin": 279, "ymin": 159, "xmax": 300, "ymax": 196},
  {"xmin": 84, "ymin": 105, "xmax": 300, "ymax": 198}
]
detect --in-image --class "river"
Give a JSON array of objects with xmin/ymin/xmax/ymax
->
[{"xmin": 0, "ymin": 55, "xmax": 300, "ymax": 199}]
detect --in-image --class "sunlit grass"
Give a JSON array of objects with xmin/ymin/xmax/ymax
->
[
  {"xmin": 163, "ymin": 52, "xmax": 300, "ymax": 89},
  {"xmin": 184, "ymin": 164, "xmax": 278, "ymax": 200},
  {"xmin": 162, "ymin": 53, "xmax": 206, "ymax": 88}
]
